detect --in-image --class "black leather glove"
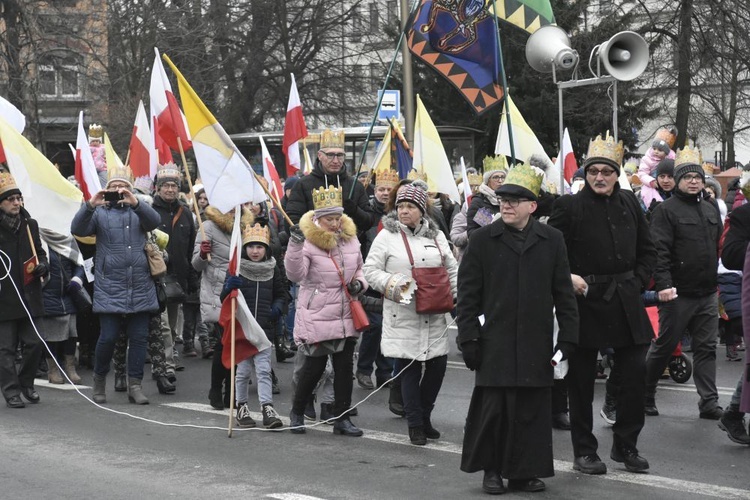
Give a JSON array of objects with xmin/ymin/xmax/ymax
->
[
  {"xmin": 461, "ymin": 340, "xmax": 481, "ymax": 371},
  {"xmin": 32, "ymin": 262, "xmax": 48, "ymax": 278},
  {"xmin": 347, "ymin": 279, "xmax": 363, "ymax": 295},
  {"xmin": 343, "ymin": 198, "xmax": 358, "ymax": 217},
  {"xmin": 290, "ymin": 224, "xmax": 305, "ymax": 243},
  {"xmin": 554, "ymin": 341, "xmax": 576, "ymax": 361}
]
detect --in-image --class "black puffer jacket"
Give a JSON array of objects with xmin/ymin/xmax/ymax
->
[
  {"xmin": 42, "ymin": 250, "xmax": 85, "ymax": 317},
  {"xmin": 152, "ymin": 195, "xmax": 196, "ymax": 291},
  {"xmin": 650, "ymin": 189, "xmax": 722, "ymax": 297}
]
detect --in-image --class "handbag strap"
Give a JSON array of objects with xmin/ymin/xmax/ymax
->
[
  {"xmin": 172, "ymin": 206, "xmax": 184, "ymax": 229},
  {"xmin": 329, "ymin": 253, "xmax": 355, "ymax": 302},
  {"xmin": 400, "ymin": 230, "xmax": 444, "ymax": 268}
]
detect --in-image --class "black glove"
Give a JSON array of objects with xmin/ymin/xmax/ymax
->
[
  {"xmin": 66, "ymin": 277, "xmax": 83, "ymax": 294},
  {"xmin": 343, "ymin": 198, "xmax": 358, "ymax": 217},
  {"xmin": 32, "ymin": 262, "xmax": 48, "ymax": 278},
  {"xmin": 270, "ymin": 305, "xmax": 282, "ymax": 321},
  {"xmin": 290, "ymin": 224, "xmax": 305, "ymax": 243},
  {"xmin": 460, "ymin": 340, "xmax": 481, "ymax": 371},
  {"xmin": 224, "ymin": 276, "xmax": 243, "ymax": 292},
  {"xmin": 554, "ymin": 341, "xmax": 576, "ymax": 361},
  {"xmin": 347, "ymin": 279, "xmax": 363, "ymax": 295}
]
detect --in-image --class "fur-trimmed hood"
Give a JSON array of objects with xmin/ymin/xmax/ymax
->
[
  {"xmin": 204, "ymin": 206, "xmax": 255, "ymax": 234},
  {"xmin": 381, "ymin": 211, "xmax": 440, "ymax": 239},
  {"xmin": 299, "ymin": 210, "xmax": 357, "ymax": 251}
]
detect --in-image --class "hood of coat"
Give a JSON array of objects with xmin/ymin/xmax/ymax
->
[
  {"xmin": 299, "ymin": 210, "xmax": 356, "ymax": 250},
  {"xmin": 381, "ymin": 211, "xmax": 440, "ymax": 239},
  {"xmin": 204, "ymin": 206, "xmax": 255, "ymax": 234},
  {"xmin": 311, "ymin": 158, "xmax": 351, "ymax": 188}
]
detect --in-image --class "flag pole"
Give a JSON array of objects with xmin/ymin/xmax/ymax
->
[
  {"xmin": 252, "ymin": 171, "xmax": 294, "ymax": 228},
  {"xmin": 176, "ymin": 136, "xmax": 211, "ymax": 261},
  {"xmin": 491, "ymin": 0, "xmax": 517, "ymax": 165},
  {"xmin": 228, "ymin": 296, "xmax": 236, "ymax": 438}
]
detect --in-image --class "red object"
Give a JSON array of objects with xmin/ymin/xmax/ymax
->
[
  {"xmin": 0, "ymin": 140, "xmax": 5, "ymax": 163},
  {"xmin": 282, "ymin": 74, "xmax": 308, "ymax": 177},
  {"xmin": 152, "ymin": 116, "xmax": 174, "ymax": 164},
  {"xmin": 23, "ymin": 255, "xmax": 38, "ymax": 286},
  {"xmin": 128, "ymin": 102, "xmax": 153, "ymax": 179},
  {"xmin": 646, "ymin": 305, "xmax": 682, "ymax": 356},
  {"xmin": 219, "ymin": 289, "xmax": 259, "ymax": 369}
]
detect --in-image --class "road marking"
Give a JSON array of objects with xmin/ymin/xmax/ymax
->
[
  {"xmin": 267, "ymin": 494, "xmax": 328, "ymax": 500},
  {"xmin": 165, "ymin": 402, "xmax": 750, "ymax": 499},
  {"xmin": 35, "ymin": 380, "xmax": 91, "ymax": 390}
]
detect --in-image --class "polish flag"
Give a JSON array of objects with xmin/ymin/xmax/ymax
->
[
  {"xmin": 73, "ymin": 111, "xmax": 102, "ymax": 200},
  {"xmin": 150, "ymin": 48, "xmax": 192, "ymax": 154},
  {"xmin": 259, "ymin": 135, "xmax": 283, "ymax": 202},
  {"xmin": 459, "ymin": 157, "xmax": 473, "ymax": 206},
  {"xmin": 128, "ymin": 101, "xmax": 157, "ymax": 179},
  {"xmin": 219, "ymin": 207, "xmax": 272, "ymax": 368},
  {"xmin": 557, "ymin": 128, "xmax": 578, "ymax": 183},
  {"xmin": 282, "ymin": 73, "xmax": 308, "ymax": 177}
]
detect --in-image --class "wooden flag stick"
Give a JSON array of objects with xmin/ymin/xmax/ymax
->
[
  {"xmin": 176, "ymin": 136, "xmax": 211, "ymax": 261},
  {"xmin": 26, "ymin": 225, "xmax": 38, "ymax": 259},
  {"xmin": 228, "ymin": 296, "xmax": 236, "ymax": 438},
  {"xmin": 252, "ymin": 171, "xmax": 294, "ymax": 227}
]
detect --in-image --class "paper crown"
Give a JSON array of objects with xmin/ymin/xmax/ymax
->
[
  {"xmin": 674, "ymin": 144, "xmax": 702, "ymax": 169},
  {"xmin": 406, "ymin": 169, "xmax": 427, "ymax": 182},
  {"xmin": 376, "ymin": 169, "xmax": 400, "ymax": 188},
  {"xmin": 242, "ymin": 223, "xmax": 270, "ymax": 247},
  {"xmin": 585, "ymin": 133, "xmax": 624, "ymax": 169},
  {"xmin": 702, "ymin": 162, "xmax": 717, "ymax": 177},
  {"xmin": 500, "ymin": 163, "xmax": 544, "ymax": 199},
  {"xmin": 655, "ymin": 127, "xmax": 678, "ymax": 148},
  {"xmin": 482, "ymin": 155, "xmax": 507, "ymax": 172},
  {"xmin": 157, "ymin": 162, "xmax": 181, "ymax": 181},
  {"xmin": 88, "ymin": 124, "xmax": 103, "ymax": 141},
  {"xmin": 107, "ymin": 164, "xmax": 134, "ymax": 187},
  {"xmin": 320, "ymin": 129, "xmax": 345, "ymax": 149},
  {"xmin": 312, "ymin": 185, "xmax": 343, "ymax": 210},
  {"xmin": 0, "ymin": 171, "xmax": 21, "ymax": 201},
  {"xmin": 467, "ymin": 173, "xmax": 483, "ymax": 186}
]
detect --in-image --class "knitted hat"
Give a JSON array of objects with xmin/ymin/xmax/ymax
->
[
  {"xmin": 483, "ymin": 169, "xmax": 507, "ymax": 185},
  {"xmin": 0, "ymin": 171, "xmax": 21, "ymax": 203},
  {"xmin": 655, "ymin": 159, "xmax": 674, "ymax": 177},
  {"xmin": 156, "ymin": 162, "xmax": 181, "ymax": 188},
  {"xmin": 396, "ymin": 184, "xmax": 428, "ymax": 214},
  {"xmin": 284, "ymin": 176, "xmax": 300, "ymax": 193},
  {"xmin": 705, "ymin": 176, "xmax": 722, "ymax": 200},
  {"xmin": 673, "ymin": 145, "xmax": 704, "ymax": 184},
  {"xmin": 651, "ymin": 139, "xmax": 671, "ymax": 156},
  {"xmin": 571, "ymin": 167, "xmax": 585, "ymax": 181}
]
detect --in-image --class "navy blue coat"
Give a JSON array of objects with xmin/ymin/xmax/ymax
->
[
  {"xmin": 71, "ymin": 201, "xmax": 160, "ymax": 314},
  {"xmin": 42, "ymin": 250, "xmax": 85, "ymax": 317}
]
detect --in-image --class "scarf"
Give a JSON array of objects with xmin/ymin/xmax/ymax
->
[
  {"xmin": 478, "ymin": 184, "xmax": 500, "ymax": 206},
  {"xmin": 0, "ymin": 211, "xmax": 21, "ymax": 234},
  {"xmin": 239, "ymin": 257, "xmax": 276, "ymax": 282}
]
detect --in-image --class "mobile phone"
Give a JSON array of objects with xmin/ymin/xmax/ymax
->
[{"xmin": 104, "ymin": 191, "xmax": 124, "ymax": 203}]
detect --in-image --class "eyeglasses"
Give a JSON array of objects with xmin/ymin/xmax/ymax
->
[
  {"xmin": 489, "ymin": 175, "xmax": 505, "ymax": 181},
  {"xmin": 322, "ymin": 152, "xmax": 346, "ymax": 160},
  {"xmin": 586, "ymin": 168, "xmax": 617, "ymax": 177},
  {"xmin": 681, "ymin": 173, "xmax": 703, "ymax": 182},
  {"xmin": 161, "ymin": 182, "xmax": 179, "ymax": 190},
  {"xmin": 4, "ymin": 195, "xmax": 22, "ymax": 203},
  {"xmin": 498, "ymin": 197, "xmax": 530, "ymax": 207}
]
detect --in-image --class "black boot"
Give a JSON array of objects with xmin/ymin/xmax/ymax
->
[
  {"xmin": 388, "ymin": 379, "xmax": 405, "ymax": 416},
  {"xmin": 114, "ymin": 373, "xmax": 127, "ymax": 392},
  {"xmin": 274, "ymin": 336, "xmax": 295, "ymax": 363},
  {"xmin": 333, "ymin": 417, "xmax": 363, "ymax": 437},
  {"xmin": 208, "ymin": 388, "xmax": 224, "ymax": 410},
  {"xmin": 156, "ymin": 376, "xmax": 176, "ymax": 394},
  {"xmin": 644, "ymin": 386, "xmax": 659, "ymax": 416},
  {"xmin": 409, "ymin": 426, "xmax": 427, "ymax": 445}
]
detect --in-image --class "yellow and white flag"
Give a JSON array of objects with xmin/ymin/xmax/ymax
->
[
  {"xmin": 495, "ymin": 94, "xmax": 550, "ymax": 163},
  {"xmin": 104, "ymin": 132, "xmax": 125, "ymax": 171},
  {"xmin": 413, "ymin": 95, "xmax": 460, "ymax": 203}
]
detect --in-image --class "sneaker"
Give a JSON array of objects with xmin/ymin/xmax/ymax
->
[
  {"xmin": 700, "ymin": 406, "xmax": 724, "ymax": 420},
  {"xmin": 262, "ymin": 404, "xmax": 283, "ymax": 429},
  {"xmin": 356, "ymin": 371, "xmax": 374, "ymax": 390},
  {"xmin": 600, "ymin": 404, "xmax": 617, "ymax": 426},
  {"xmin": 726, "ymin": 344, "xmax": 741, "ymax": 361},
  {"xmin": 235, "ymin": 403, "xmax": 256, "ymax": 428}
]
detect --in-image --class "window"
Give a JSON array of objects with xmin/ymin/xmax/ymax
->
[
  {"xmin": 370, "ymin": 63, "xmax": 381, "ymax": 92},
  {"xmin": 369, "ymin": 3, "xmax": 379, "ymax": 31},
  {"xmin": 598, "ymin": 0, "xmax": 613, "ymax": 13},
  {"xmin": 387, "ymin": 1, "xmax": 398, "ymax": 25},
  {"xmin": 39, "ymin": 52, "xmax": 81, "ymax": 98}
]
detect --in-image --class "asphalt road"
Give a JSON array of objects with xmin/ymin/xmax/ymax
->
[{"xmin": 1, "ymin": 327, "xmax": 748, "ymax": 500}]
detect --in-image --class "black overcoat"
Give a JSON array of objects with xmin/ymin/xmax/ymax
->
[
  {"xmin": 548, "ymin": 183, "xmax": 656, "ymax": 348},
  {"xmin": 457, "ymin": 217, "xmax": 579, "ymax": 387}
]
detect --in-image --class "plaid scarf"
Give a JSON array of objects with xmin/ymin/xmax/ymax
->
[{"xmin": 0, "ymin": 211, "xmax": 21, "ymax": 234}]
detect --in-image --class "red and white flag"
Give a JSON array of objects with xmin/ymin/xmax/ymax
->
[
  {"xmin": 282, "ymin": 73, "xmax": 308, "ymax": 177},
  {"xmin": 557, "ymin": 127, "xmax": 578, "ymax": 183},
  {"xmin": 459, "ymin": 156, "xmax": 473, "ymax": 206},
  {"xmin": 219, "ymin": 207, "xmax": 273, "ymax": 368},
  {"xmin": 128, "ymin": 101, "xmax": 157, "ymax": 180},
  {"xmin": 74, "ymin": 111, "xmax": 102, "ymax": 200},
  {"xmin": 150, "ymin": 48, "xmax": 192, "ymax": 157},
  {"xmin": 259, "ymin": 135, "xmax": 283, "ymax": 203},
  {"xmin": 0, "ymin": 95, "xmax": 25, "ymax": 164}
]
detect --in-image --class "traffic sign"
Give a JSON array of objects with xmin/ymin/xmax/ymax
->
[{"xmin": 378, "ymin": 90, "xmax": 400, "ymax": 121}]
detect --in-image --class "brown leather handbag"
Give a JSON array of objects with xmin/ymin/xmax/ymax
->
[
  {"xmin": 330, "ymin": 255, "xmax": 371, "ymax": 332},
  {"xmin": 401, "ymin": 230, "xmax": 453, "ymax": 315}
]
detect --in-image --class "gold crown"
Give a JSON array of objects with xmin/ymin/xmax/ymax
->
[
  {"xmin": 503, "ymin": 162, "xmax": 544, "ymax": 198},
  {"xmin": 242, "ymin": 223, "xmax": 270, "ymax": 246},
  {"xmin": 376, "ymin": 169, "xmax": 400, "ymax": 188},
  {"xmin": 107, "ymin": 164, "xmax": 134, "ymax": 185},
  {"xmin": 586, "ymin": 133, "xmax": 624, "ymax": 167},
  {"xmin": 702, "ymin": 162, "xmax": 717, "ymax": 176},
  {"xmin": 312, "ymin": 185, "xmax": 343, "ymax": 210},
  {"xmin": 482, "ymin": 155, "xmax": 507, "ymax": 172},
  {"xmin": 674, "ymin": 144, "xmax": 702, "ymax": 169},
  {"xmin": 655, "ymin": 127, "xmax": 678, "ymax": 148},
  {"xmin": 406, "ymin": 169, "xmax": 427, "ymax": 181},
  {"xmin": 0, "ymin": 171, "xmax": 20, "ymax": 197},
  {"xmin": 157, "ymin": 162, "xmax": 181, "ymax": 180},
  {"xmin": 467, "ymin": 173, "xmax": 483, "ymax": 186},
  {"xmin": 320, "ymin": 129, "xmax": 345, "ymax": 149},
  {"xmin": 88, "ymin": 124, "xmax": 103, "ymax": 140}
]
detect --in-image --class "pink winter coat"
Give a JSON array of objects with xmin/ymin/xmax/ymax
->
[{"xmin": 285, "ymin": 211, "xmax": 367, "ymax": 346}]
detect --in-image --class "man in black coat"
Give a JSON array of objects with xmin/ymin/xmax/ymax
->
[
  {"xmin": 647, "ymin": 149, "xmax": 723, "ymax": 420},
  {"xmin": 285, "ymin": 129, "xmax": 376, "ymax": 231},
  {"xmin": 549, "ymin": 136, "xmax": 656, "ymax": 475},
  {"xmin": 458, "ymin": 164, "xmax": 579, "ymax": 494},
  {"xmin": 0, "ymin": 172, "xmax": 48, "ymax": 408}
]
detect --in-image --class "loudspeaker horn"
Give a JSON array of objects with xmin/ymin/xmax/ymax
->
[
  {"xmin": 525, "ymin": 25, "xmax": 579, "ymax": 73},
  {"xmin": 595, "ymin": 31, "xmax": 649, "ymax": 81}
]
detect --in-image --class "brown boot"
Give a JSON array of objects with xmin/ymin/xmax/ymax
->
[
  {"xmin": 47, "ymin": 358, "xmax": 64, "ymax": 384},
  {"xmin": 63, "ymin": 355, "xmax": 82, "ymax": 384}
]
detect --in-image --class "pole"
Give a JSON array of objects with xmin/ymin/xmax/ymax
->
[
  {"xmin": 176, "ymin": 136, "xmax": 211, "ymax": 261},
  {"xmin": 401, "ymin": 0, "xmax": 415, "ymax": 144},
  {"xmin": 556, "ymin": 65, "xmax": 565, "ymax": 194},
  {"xmin": 612, "ymin": 81, "xmax": 618, "ymax": 142},
  {"xmin": 491, "ymin": 0, "xmax": 516, "ymax": 165},
  {"xmin": 252, "ymin": 171, "xmax": 294, "ymax": 227},
  {"xmin": 228, "ymin": 297, "xmax": 236, "ymax": 438}
]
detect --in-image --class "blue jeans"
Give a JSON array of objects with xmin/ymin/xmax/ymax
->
[
  {"xmin": 357, "ymin": 312, "xmax": 393, "ymax": 381},
  {"xmin": 95, "ymin": 313, "xmax": 150, "ymax": 380},
  {"xmin": 285, "ymin": 283, "xmax": 298, "ymax": 342},
  {"xmin": 394, "ymin": 355, "xmax": 448, "ymax": 428},
  {"xmin": 236, "ymin": 348, "xmax": 273, "ymax": 407}
]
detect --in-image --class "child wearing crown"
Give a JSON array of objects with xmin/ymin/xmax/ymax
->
[{"xmin": 220, "ymin": 223, "xmax": 286, "ymax": 429}]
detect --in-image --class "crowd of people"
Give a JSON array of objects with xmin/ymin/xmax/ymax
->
[{"xmin": 0, "ymin": 125, "xmax": 748, "ymax": 496}]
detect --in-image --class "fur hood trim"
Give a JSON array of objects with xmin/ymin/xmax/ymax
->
[
  {"xmin": 299, "ymin": 211, "xmax": 356, "ymax": 251},
  {"xmin": 204, "ymin": 206, "xmax": 255, "ymax": 235},
  {"xmin": 381, "ymin": 211, "xmax": 440, "ymax": 239}
]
